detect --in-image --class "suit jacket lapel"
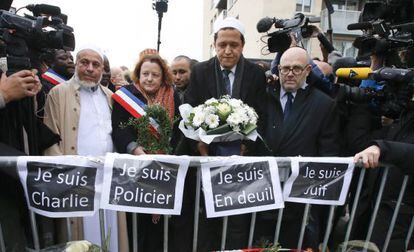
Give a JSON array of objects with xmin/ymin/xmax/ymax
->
[
  {"xmin": 232, "ymin": 56, "xmax": 245, "ymax": 99},
  {"xmin": 208, "ymin": 58, "xmax": 220, "ymax": 98},
  {"xmin": 269, "ymin": 84, "xmax": 285, "ymax": 152}
]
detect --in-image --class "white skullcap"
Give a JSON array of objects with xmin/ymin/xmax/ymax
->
[
  {"xmin": 76, "ymin": 44, "xmax": 104, "ymax": 62},
  {"xmin": 213, "ymin": 16, "xmax": 245, "ymax": 36}
]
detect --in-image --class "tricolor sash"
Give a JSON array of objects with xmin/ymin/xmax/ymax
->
[
  {"xmin": 41, "ymin": 69, "xmax": 67, "ymax": 85},
  {"xmin": 112, "ymin": 87, "xmax": 160, "ymax": 136}
]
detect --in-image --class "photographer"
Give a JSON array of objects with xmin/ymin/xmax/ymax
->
[
  {"xmin": 0, "ymin": 69, "xmax": 43, "ymax": 251},
  {"xmin": 346, "ymin": 61, "xmax": 414, "ymax": 251}
]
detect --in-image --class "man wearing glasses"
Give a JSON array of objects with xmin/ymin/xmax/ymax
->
[{"xmin": 255, "ymin": 46, "xmax": 340, "ymax": 250}]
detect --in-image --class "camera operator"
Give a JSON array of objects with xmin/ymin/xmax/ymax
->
[
  {"xmin": 345, "ymin": 51, "xmax": 414, "ymax": 250},
  {"xmin": 0, "ymin": 69, "xmax": 44, "ymax": 251}
]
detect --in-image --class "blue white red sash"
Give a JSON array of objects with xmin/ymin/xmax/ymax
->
[
  {"xmin": 112, "ymin": 87, "xmax": 160, "ymax": 136},
  {"xmin": 41, "ymin": 69, "xmax": 67, "ymax": 85}
]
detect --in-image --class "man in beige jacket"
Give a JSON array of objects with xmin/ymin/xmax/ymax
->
[{"xmin": 44, "ymin": 46, "xmax": 127, "ymax": 251}]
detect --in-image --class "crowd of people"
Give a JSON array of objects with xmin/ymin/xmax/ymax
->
[{"xmin": 0, "ymin": 14, "xmax": 413, "ymax": 252}]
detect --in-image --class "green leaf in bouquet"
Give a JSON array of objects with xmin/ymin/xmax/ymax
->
[
  {"xmin": 206, "ymin": 123, "xmax": 232, "ymax": 135},
  {"xmin": 241, "ymin": 123, "xmax": 257, "ymax": 135}
]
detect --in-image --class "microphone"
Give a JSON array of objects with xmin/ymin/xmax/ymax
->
[
  {"xmin": 257, "ymin": 17, "xmax": 275, "ymax": 33},
  {"xmin": 332, "ymin": 57, "xmax": 370, "ymax": 72},
  {"xmin": 317, "ymin": 33, "xmax": 335, "ymax": 53},
  {"xmin": 26, "ymin": 4, "xmax": 61, "ymax": 16},
  {"xmin": 347, "ymin": 22, "xmax": 372, "ymax": 30},
  {"xmin": 335, "ymin": 67, "xmax": 372, "ymax": 79}
]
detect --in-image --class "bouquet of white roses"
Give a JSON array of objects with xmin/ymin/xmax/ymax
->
[{"xmin": 179, "ymin": 95, "xmax": 259, "ymax": 144}]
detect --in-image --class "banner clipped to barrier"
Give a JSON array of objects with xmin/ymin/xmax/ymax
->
[
  {"xmin": 100, "ymin": 153, "xmax": 190, "ymax": 215},
  {"xmin": 202, "ymin": 157, "xmax": 284, "ymax": 218},
  {"xmin": 283, "ymin": 157, "xmax": 355, "ymax": 205},
  {"xmin": 17, "ymin": 156, "xmax": 103, "ymax": 218}
]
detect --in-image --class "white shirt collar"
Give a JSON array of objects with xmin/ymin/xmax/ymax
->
[
  {"xmin": 280, "ymin": 82, "xmax": 308, "ymax": 98},
  {"xmin": 220, "ymin": 65, "xmax": 237, "ymax": 75}
]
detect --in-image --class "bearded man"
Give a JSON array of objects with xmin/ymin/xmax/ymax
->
[{"xmin": 43, "ymin": 46, "xmax": 125, "ymax": 251}]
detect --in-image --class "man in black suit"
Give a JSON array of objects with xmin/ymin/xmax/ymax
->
[
  {"xmin": 255, "ymin": 47, "xmax": 340, "ymax": 250},
  {"xmin": 185, "ymin": 17, "xmax": 266, "ymax": 156},
  {"xmin": 183, "ymin": 17, "xmax": 267, "ymax": 251}
]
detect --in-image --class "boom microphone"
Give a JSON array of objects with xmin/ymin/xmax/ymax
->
[
  {"xmin": 26, "ymin": 4, "xmax": 61, "ymax": 17},
  {"xmin": 317, "ymin": 33, "xmax": 335, "ymax": 53},
  {"xmin": 347, "ymin": 22, "xmax": 372, "ymax": 30},
  {"xmin": 257, "ymin": 17, "xmax": 275, "ymax": 33},
  {"xmin": 336, "ymin": 67, "xmax": 372, "ymax": 79}
]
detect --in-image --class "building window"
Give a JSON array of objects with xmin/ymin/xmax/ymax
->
[
  {"xmin": 333, "ymin": 40, "xmax": 357, "ymax": 57},
  {"xmin": 331, "ymin": 0, "xmax": 359, "ymax": 11},
  {"xmin": 296, "ymin": 0, "xmax": 312, "ymax": 12}
]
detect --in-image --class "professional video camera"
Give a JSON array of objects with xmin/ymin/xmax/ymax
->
[
  {"xmin": 347, "ymin": 0, "xmax": 414, "ymax": 59},
  {"xmin": 256, "ymin": 13, "xmax": 328, "ymax": 53},
  {"xmin": 0, "ymin": 3, "xmax": 75, "ymax": 74},
  {"xmin": 335, "ymin": 66, "xmax": 414, "ymax": 118}
]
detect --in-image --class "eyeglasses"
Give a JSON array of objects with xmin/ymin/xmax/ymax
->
[{"xmin": 279, "ymin": 65, "xmax": 308, "ymax": 75}]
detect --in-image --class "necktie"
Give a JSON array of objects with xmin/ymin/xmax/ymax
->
[
  {"xmin": 222, "ymin": 69, "xmax": 231, "ymax": 95},
  {"xmin": 284, "ymin": 92, "xmax": 293, "ymax": 121}
]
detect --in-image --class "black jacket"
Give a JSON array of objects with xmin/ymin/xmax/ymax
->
[
  {"xmin": 111, "ymin": 84, "xmax": 181, "ymax": 154},
  {"xmin": 263, "ymin": 83, "xmax": 341, "ymax": 157},
  {"xmin": 184, "ymin": 56, "xmax": 267, "ymax": 134}
]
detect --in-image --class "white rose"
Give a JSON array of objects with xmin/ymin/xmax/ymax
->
[
  {"xmin": 227, "ymin": 113, "xmax": 242, "ymax": 128},
  {"xmin": 204, "ymin": 105, "xmax": 217, "ymax": 114},
  {"xmin": 228, "ymin": 99, "xmax": 243, "ymax": 108},
  {"xmin": 65, "ymin": 240, "xmax": 92, "ymax": 252},
  {"xmin": 192, "ymin": 112, "xmax": 205, "ymax": 127},
  {"xmin": 205, "ymin": 97, "xmax": 218, "ymax": 105},
  {"xmin": 204, "ymin": 114, "xmax": 220, "ymax": 128},
  {"xmin": 219, "ymin": 95, "xmax": 231, "ymax": 102}
]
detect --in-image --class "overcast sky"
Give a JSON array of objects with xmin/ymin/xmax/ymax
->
[{"xmin": 12, "ymin": 0, "xmax": 204, "ymax": 69}]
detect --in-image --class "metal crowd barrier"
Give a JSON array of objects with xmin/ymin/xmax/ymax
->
[{"xmin": 0, "ymin": 156, "xmax": 412, "ymax": 252}]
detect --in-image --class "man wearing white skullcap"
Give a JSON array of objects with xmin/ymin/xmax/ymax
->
[
  {"xmin": 183, "ymin": 17, "xmax": 267, "ymax": 251},
  {"xmin": 43, "ymin": 45, "xmax": 125, "ymax": 251}
]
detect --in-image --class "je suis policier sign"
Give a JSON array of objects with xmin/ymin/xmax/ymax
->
[
  {"xmin": 202, "ymin": 157, "xmax": 284, "ymax": 218},
  {"xmin": 283, "ymin": 157, "xmax": 355, "ymax": 205},
  {"xmin": 17, "ymin": 156, "xmax": 102, "ymax": 218},
  {"xmin": 100, "ymin": 153, "xmax": 189, "ymax": 215}
]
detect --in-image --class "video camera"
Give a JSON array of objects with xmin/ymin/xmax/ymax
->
[
  {"xmin": 256, "ymin": 13, "xmax": 322, "ymax": 53},
  {"xmin": 336, "ymin": 66, "xmax": 414, "ymax": 118},
  {"xmin": 0, "ymin": 3, "xmax": 75, "ymax": 74},
  {"xmin": 347, "ymin": 0, "xmax": 414, "ymax": 59}
]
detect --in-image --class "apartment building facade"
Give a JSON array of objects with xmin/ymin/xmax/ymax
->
[{"xmin": 202, "ymin": 0, "xmax": 364, "ymax": 61}]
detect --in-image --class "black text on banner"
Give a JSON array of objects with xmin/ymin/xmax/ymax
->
[
  {"xmin": 202, "ymin": 157, "xmax": 284, "ymax": 218},
  {"xmin": 17, "ymin": 156, "xmax": 101, "ymax": 218},
  {"xmin": 283, "ymin": 157, "xmax": 354, "ymax": 205},
  {"xmin": 101, "ymin": 154, "xmax": 189, "ymax": 215}
]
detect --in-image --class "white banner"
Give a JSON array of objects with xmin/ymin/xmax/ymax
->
[
  {"xmin": 17, "ymin": 156, "xmax": 103, "ymax": 218},
  {"xmin": 283, "ymin": 157, "xmax": 355, "ymax": 205},
  {"xmin": 201, "ymin": 156, "xmax": 284, "ymax": 218},
  {"xmin": 100, "ymin": 153, "xmax": 190, "ymax": 215}
]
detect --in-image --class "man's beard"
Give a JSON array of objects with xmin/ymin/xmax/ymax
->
[{"xmin": 74, "ymin": 71, "xmax": 102, "ymax": 88}]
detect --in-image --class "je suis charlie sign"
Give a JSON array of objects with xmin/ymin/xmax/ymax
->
[{"xmin": 17, "ymin": 156, "xmax": 102, "ymax": 218}]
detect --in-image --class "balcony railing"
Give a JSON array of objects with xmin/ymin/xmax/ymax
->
[{"xmin": 320, "ymin": 9, "xmax": 362, "ymax": 36}]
